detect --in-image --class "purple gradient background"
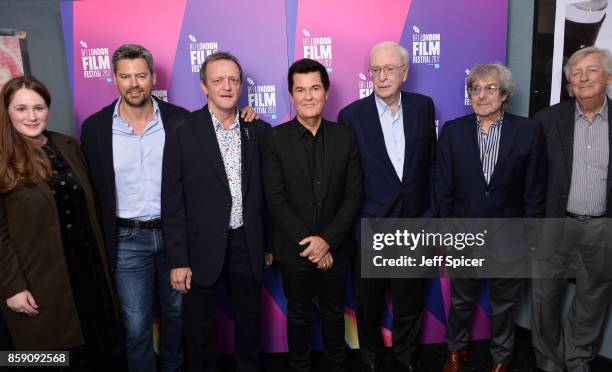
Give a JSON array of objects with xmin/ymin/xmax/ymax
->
[
  {"xmin": 169, "ymin": 0, "xmax": 291, "ymax": 123},
  {"xmin": 68, "ymin": 0, "xmax": 187, "ymax": 137},
  {"xmin": 401, "ymin": 0, "xmax": 509, "ymax": 126},
  {"xmin": 61, "ymin": 0, "xmax": 508, "ymax": 352}
]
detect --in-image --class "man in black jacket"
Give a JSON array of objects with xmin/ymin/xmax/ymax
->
[
  {"xmin": 162, "ymin": 51, "xmax": 270, "ymax": 372},
  {"xmin": 532, "ymin": 47, "xmax": 612, "ymax": 372},
  {"xmin": 81, "ymin": 44, "xmax": 188, "ymax": 372},
  {"xmin": 261, "ymin": 58, "xmax": 363, "ymax": 372}
]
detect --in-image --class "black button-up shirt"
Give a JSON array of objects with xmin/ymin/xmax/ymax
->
[{"xmin": 297, "ymin": 122, "xmax": 324, "ymax": 227}]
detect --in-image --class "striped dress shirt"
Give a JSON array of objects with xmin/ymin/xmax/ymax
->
[
  {"xmin": 567, "ymin": 100, "xmax": 609, "ymax": 216},
  {"xmin": 476, "ymin": 113, "xmax": 504, "ymax": 184}
]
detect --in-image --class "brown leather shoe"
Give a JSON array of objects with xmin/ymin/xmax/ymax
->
[
  {"xmin": 490, "ymin": 362, "xmax": 509, "ymax": 372},
  {"xmin": 442, "ymin": 350, "xmax": 467, "ymax": 372}
]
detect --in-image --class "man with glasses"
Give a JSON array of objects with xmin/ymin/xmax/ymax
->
[
  {"xmin": 161, "ymin": 51, "xmax": 270, "ymax": 372},
  {"xmin": 338, "ymin": 41, "xmax": 436, "ymax": 372},
  {"xmin": 436, "ymin": 63, "xmax": 546, "ymax": 372}
]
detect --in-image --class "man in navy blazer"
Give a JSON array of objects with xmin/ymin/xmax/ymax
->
[
  {"xmin": 338, "ymin": 41, "xmax": 436, "ymax": 372},
  {"xmin": 161, "ymin": 52, "xmax": 270, "ymax": 372},
  {"xmin": 436, "ymin": 64, "xmax": 546, "ymax": 372}
]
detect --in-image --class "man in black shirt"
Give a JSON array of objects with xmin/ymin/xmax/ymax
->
[{"xmin": 261, "ymin": 58, "xmax": 363, "ymax": 372}]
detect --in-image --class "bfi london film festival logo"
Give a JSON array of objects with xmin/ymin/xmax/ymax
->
[
  {"xmin": 302, "ymin": 29, "xmax": 333, "ymax": 72},
  {"xmin": 358, "ymin": 72, "xmax": 373, "ymax": 99},
  {"xmin": 188, "ymin": 34, "xmax": 219, "ymax": 73},
  {"xmin": 79, "ymin": 41, "xmax": 112, "ymax": 81},
  {"xmin": 411, "ymin": 25, "xmax": 441, "ymax": 68},
  {"xmin": 247, "ymin": 77, "xmax": 277, "ymax": 120},
  {"xmin": 464, "ymin": 69, "xmax": 471, "ymax": 106}
]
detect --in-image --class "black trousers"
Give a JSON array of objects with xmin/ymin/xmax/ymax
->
[
  {"xmin": 183, "ymin": 227, "xmax": 261, "ymax": 372},
  {"xmin": 356, "ymin": 276, "xmax": 424, "ymax": 368},
  {"xmin": 446, "ymin": 278, "xmax": 523, "ymax": 364},
  {"xmin": 0, "ymin": 311, "xmax": 13, "ymax": 350},
  {"xmin": 280, "ymin": 260, "xmax": 349, "ymax": 372}
]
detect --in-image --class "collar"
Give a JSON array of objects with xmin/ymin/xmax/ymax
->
[
  {"xmin": 575, "ymin": 99, "xmax": 609, "ymax": 122},
  {"xmin": 476, "ymin": 111, "xmax": 505, "ymax": 129},
  {"xmin": 112, "ymin": 97, "xmax": 160, "ymax": 119},
  {"xmin": 296, "ymin": 118, "xmax": 323, "ymax": 138},
  {"xmin": 210, "ymin": 108, "xmax": 240, "ymax": 131},
  {"xmin": 374, "ymin": 93, "xmax": 402, "ymax": 119}
]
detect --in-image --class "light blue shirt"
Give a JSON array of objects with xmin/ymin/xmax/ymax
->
[
  {"xmin": 112, "ymin": 98, "xmax": 164, "ymax": 220},
  {"xmin": 375, "ymin": 94, "xmax": 405, "ymax": 181}
]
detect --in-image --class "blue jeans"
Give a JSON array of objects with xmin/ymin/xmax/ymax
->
[{"xmin": 115, "ymin": 226, "xmax": 183, "ymax": 372}]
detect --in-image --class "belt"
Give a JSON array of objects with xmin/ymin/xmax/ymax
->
[
  {"xmin": 566, "ymin": 212, "xmax": 605, "ymax": 221},
  {"xmin": 117, "ymin": 218, "xmax": 162, "ymax": 229}
]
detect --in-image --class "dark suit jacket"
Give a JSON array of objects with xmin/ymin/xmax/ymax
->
[
  {"xmin": 161, "ymin": 106, "xmax": 270, "ymax": 286},
  {"xmin": 536, "ymin": 98, "xmax": 612, "ymax": 217},
  {"xmin": 80, "ymin": 97, "xmax": 189, "ymax": 271},
  {"xmin": 261, "ymin": 118, "xmax": 363, "ymax": 266},
  {"xmin": 338, "ymin": 91, "xmax": 436, "ymax": 222},
  {"xmin": 0, "ymin": 132, "xmax": 115, "ymax": 350},
  {"xmin": 435, "ymin": 112, "xmax": 546, "ymax": 218}
]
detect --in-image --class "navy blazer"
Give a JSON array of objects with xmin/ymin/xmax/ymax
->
[
  {"xmin": 80, "ymin": 97, "xmax": 189, "ymax": 271},
  {"xmin": 161, "ymin": 106, "xmax": 270, "ymax": 286},
  {"xmin": 338, "ymin": 91, "xmax": 437, "ymax": 221},
  {"xmin": 435, "ymin": 112, "xmax": 546, "ymax": 219}
]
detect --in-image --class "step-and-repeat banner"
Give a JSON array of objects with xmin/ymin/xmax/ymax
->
[{"xmin": 60, "ymin": 0, "xmax": 508, "ymax": 352}]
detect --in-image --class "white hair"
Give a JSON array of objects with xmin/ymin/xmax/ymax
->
[
  {"xmin": 369, "ymin": 41, "xmax": 409, "ymax": 67},
  {"xmin": 563, "ymin": 47, "xmax": 612, "ymax": 97}
]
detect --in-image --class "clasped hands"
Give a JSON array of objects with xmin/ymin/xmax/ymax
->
[{"xmin": 299, "ymin": 236, "xmax": 333, "ymax": 270}]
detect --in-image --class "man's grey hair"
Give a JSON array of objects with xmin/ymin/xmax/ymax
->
[
  {"xmin": 563, "ymin": 47, "xmax": 612, "ymax": 96},
  {"xmin": 199, "ymin": 51, "xmax": 243, "ymax": 84},
  {"xmin": 369, "ymin": 41, "xmax": 409, "ymax": 68},
  {"xmin": 467, "ymin": 63, "xmax": 515, "ymax": 99},
  {"xmin": 112, "ymin": 44, "xmax": 154, "ymax": 74}
]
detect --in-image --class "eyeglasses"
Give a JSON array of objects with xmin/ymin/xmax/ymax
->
[
  {"xmin": 468, "ymin": 84, "xmax": 500, "ymax": 96},
  {"xmin": 369, "ymin": 64, "xmax": 406, "ymax": 78}
]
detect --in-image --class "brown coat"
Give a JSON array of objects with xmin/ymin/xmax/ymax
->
[{"xmin": 0, "ymin": 131, "xmax": 116, "ymax": 350}]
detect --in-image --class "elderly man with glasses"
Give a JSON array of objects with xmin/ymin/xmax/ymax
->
[
  {"xmin": 435, "ymin": 63, "xmax": 546, "ymax": 372},
  {"xmin": 338, "ymin": 41, "xmax": 437, "ymax": 372}
]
